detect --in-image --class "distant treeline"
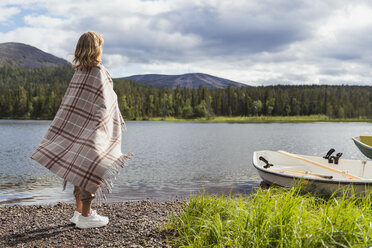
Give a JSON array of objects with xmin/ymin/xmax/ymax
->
[{"xmin": 0, "ymin": 66, "xmax": 371, "ymax": 119}]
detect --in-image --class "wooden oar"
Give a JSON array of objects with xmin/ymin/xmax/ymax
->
[
  {"xmin": 269, "ymin": 168, "xmax": 333, "ymax": 179},
  {"xmin": 278, "ymin": 150, "xmax": 361, "ymax": 180}
]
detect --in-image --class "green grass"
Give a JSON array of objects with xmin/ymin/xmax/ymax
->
[
  {"xmin": 145, "ymin": 115, "xmax": 372, "ymax": 123},
  {"xmin": 169, "ymin": 187, "xmax": 372, "ymax": 247}
]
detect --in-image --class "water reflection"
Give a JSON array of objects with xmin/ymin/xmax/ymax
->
[{"xmin": 0, "ymin": 173, "xmax": 62, "ymax": 191}]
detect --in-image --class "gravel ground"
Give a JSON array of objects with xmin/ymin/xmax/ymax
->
[{"xmin": 0, "ymin": 201, "xmax": 183, "ymax": 247}]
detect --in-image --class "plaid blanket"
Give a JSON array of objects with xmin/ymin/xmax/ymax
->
[{"xmin": 30, "ymin": 64, "xmax": 132, "ymax": 201}]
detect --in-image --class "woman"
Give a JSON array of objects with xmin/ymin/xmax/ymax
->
[{"xmin": 31, "ymin": 31, "xmax": 132, "ymax": 229}]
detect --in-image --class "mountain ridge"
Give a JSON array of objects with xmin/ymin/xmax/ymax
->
[
  {"xmin": 0, "ymin": 42, "xmax": 70, "ymax": 68},
  {"xmin": 0, "ymin": 42, "xmax": 247, "ymax": 89},
  {"xmin": 123, "ymin": 72, "xmax": 247, "ymax": 89}
]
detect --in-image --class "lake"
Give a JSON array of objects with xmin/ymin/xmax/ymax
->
[{"xmin": 1, "ymin": 120, "xmax": 372, "ymax": 205}]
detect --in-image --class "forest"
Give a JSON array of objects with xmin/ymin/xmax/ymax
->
[{"xmin": 0, "ymin": 66, "xmax": 371, "ymax": 120}]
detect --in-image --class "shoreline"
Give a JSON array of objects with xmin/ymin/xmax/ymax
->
[
  {"xmin": 0, "ymin": 182, "xmax": 259, "ymax": 207},
  {"xmin": 0, "ymin": 200, "xmax": 182, "ymax": 247},
  {"xmin": 2, "ymin": 115, "xmax": 372, "ymax": 123}
]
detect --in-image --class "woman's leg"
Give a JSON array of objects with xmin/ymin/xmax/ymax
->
[
  {"xmin": 80, "ymin": 189, "xmax": 95, "ymax": 217},
  {"xmin": 73, "ymin": 186, "xmax": 83, "ymax": 213},
  {"xmin": 75, "ymin": 188, "xmax": 108, "ymax": 228}
]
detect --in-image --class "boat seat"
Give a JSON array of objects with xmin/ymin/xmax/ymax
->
[{"xmin": 360, "ymin": 136, "xmax": 372, "ymax": 147}]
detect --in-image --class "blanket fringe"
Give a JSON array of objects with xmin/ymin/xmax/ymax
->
[
  {"xmin": 121, "ymin": 120, "xmax": 127, "ymax": 132},
  {"xmin": 62, "ymin": 180, "xmax": 67, "ymax": 191},
  {"xmin": 95, "ymin": 152, "xmax": 134, "ymax": 205}
]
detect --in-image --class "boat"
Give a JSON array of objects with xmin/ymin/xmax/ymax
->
[
  {"xmin": 252, "ymin": 150, "xmax": 372, "ymax": 194},
  {"xmin": 352, "ymin": 136, "xmax": 372, "ymax": 159}
]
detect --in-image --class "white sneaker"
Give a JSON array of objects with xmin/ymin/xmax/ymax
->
[
  {"xmin": 69, "ymin": 211, "xmax": 81, "ymax": 224},
  {"xmin": 70, "ymin": 210, "xmax": 97, "ymax": 224},
  {"xmin": 76, "ymin": 212, "xmax": 109, "ymax": 229}
]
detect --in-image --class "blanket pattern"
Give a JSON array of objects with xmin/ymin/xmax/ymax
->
[{"xmin": 30, "ymin": 64, "xmax": 132, "ymax": 202}]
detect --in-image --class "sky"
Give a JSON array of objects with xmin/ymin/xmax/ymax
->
[{"xmin": 1, "ymin": 0, "xmax": 372, "ymax": 85}]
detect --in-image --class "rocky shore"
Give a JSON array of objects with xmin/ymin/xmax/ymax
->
[{"xmin": 0, "ymin": 201, "xmax": 182, "ymax": 247}]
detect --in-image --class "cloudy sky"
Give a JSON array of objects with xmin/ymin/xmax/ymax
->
[{"xmin": 1, "ymin": 0, "xmax": 372, "ymax": 85}]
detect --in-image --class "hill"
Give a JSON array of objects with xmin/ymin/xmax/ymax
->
[
  {"xmin": 123, "ymin": 73, "xmax": 247, "ymax": 89},
  {"xmin": 0, "ymin": 42, "xmax": 70, "ymax": 68}
]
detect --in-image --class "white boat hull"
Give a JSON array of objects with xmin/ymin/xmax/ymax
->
[{"xmin": 253, "ymin": 150, "xmax": 372, "ymax": 195}]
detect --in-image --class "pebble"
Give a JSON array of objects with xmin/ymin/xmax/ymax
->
[{"xmin": 0, "ymin": 201, "xmax": 183, "ymax": 247}]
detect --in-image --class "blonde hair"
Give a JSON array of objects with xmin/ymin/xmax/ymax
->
[{"xmin": 72, "ymin": 31, "xmax": 104, "ymax": 70}]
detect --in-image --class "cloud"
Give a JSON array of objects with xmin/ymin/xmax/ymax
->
[
  {"xmin": 1, "ymin": 0, "xmax": 372, "ymax": 85},
  {"xmin": 158, "ymin": 1, "xmax": 311, "ymax": 56},
  {"xmin": 0, "ymin": 6, "xmax": 20, "ymax": 23}
]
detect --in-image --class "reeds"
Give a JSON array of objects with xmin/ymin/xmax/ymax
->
[
  {"xmin": 170, "ymin": 186, "xmax": 372, "ymax": 247},
  {"xmin": 145, "ymin": 115, "xmax": 372, "ymax": 122}
]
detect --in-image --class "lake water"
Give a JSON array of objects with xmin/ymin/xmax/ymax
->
[{"xmin": 1, "ymin": 120, "xmax": 372, "ymax": 205}]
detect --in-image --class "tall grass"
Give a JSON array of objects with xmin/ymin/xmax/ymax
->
[{"xmin": 170, "ymin": 187, "xmax": 372, "ymax": 247}]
